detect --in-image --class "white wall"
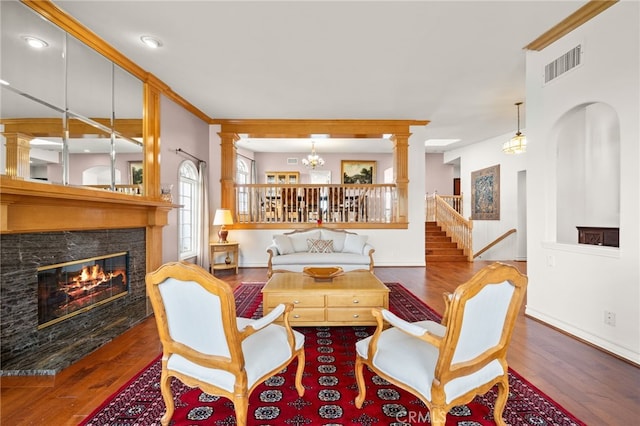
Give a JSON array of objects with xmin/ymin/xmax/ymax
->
[
  {"xmin": 526, "ymin": 2, "xmax": 639, "ymax": 363},
  {"xmin": 160, "ymin": 95, "xmax": 210, "ymax": 263},
  {"xmin": 425, "ymin": 153, "xmax": 454, "ymax": 195},
  {"xmin": 443, "ymin": 132, "xmax": 527, "ymax": 261},
  {"xmin": 213, "ymin": 126, "xmax": 428, "ymax": 270}
]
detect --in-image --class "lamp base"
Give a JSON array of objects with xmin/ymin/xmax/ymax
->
[{"xmin": 218, "ymin": 226, "xmax": 228, "ymax": 243}]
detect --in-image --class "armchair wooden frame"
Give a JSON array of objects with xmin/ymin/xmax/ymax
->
[
  {"xmin": 354, "ymin": 262, "xmax": 527, "ymax": 426},
  {"xmin": 146, "ymin": 262, "xmax": 305, "ymax": 426}
]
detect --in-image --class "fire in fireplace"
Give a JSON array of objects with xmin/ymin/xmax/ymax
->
[{"xmin": 37, "ymin": 252, "xmax": 129, "ymax": 328}]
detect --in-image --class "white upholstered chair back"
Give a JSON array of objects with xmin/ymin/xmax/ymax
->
[
  {"xmin": 158, "ymin": 277, "xmax": 231, "ymax": 357},
  {"xmin": 450, "ymin": 280, "xmax": 515, "ymax": 364},
  {"xmin": 147, "ymin": 261, "xmax": 243, "ymax": 365},
  {"xmin": 435, "ymin": 264, "xmax": 527, "ymax": 379}
]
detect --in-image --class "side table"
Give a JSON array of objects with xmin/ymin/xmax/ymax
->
[{"xmin": 210, "ymin": 241, "xmax": 239, "ymax": 275}]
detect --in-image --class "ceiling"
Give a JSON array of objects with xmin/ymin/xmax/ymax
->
[{"xmin": 52, "ymin": 0, "xmax": 587, "ymax": 154}]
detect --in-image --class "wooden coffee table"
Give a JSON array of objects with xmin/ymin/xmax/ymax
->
[{"xmin": 262, "ymin": 270, "xmax": 389, "ymax": 326}]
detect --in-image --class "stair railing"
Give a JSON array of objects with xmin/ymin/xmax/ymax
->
[
  {"xmin": 431, "ymin": 194, "xmax": 473, "ymax": 261},
  {"xmin": 473, "ymin": 228, "xmax": 516, "ymax": 259}
]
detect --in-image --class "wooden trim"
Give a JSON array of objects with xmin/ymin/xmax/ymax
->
[
  {"xmin": 233, "ymin": 222, "xmax": 407, "ymax": 230},
  {"xmin": 525, "ymin": 0, "xmax": 618, "ymax": 51},
  {"xmin": 218, "ymin": 119, "xmax": 425, "ymax": 225},
  {"xmin": 0, "ymin": 176, "xmax": 171, "ymax": 234},
  {"xmin": 473, "ymin": 228, "xmax": 517, "ymax": 259},
  {"xmin": 1, "ymin": 118, "xmax": 143, "ymax": 138},
  {"xmin": 214, "ymin": 119, "xmax": 429, "ymax": 135}
]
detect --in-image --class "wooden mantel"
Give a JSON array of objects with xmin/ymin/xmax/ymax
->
[{"xmin": 0, "ymin": 176, "xmax": 173, "ymax": 272}]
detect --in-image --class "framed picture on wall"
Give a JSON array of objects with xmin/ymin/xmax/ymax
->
[
  {"xmin": 471, "ymin": 164, "xmax": 500, "ymax": 220},
  {"xmin": 129, "ymin": 161, "xmax": 143, "ymax": 185},
  {"xmin": 341, "ymin": 160, "xmax": 376, "ymax": 184}
]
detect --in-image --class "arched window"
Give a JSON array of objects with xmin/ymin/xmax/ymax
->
[
  {"xmin": 236, "ymin": 158, "xmax": 249, "ymax": 214},
  {"xmin": 179, "ymin": 160, "xmax": 200, "ymax": 259}
]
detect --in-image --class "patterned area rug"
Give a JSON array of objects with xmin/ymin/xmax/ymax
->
[{"xmin": 81, "ymin": 282, "xmax": 585, "ymax": 425}]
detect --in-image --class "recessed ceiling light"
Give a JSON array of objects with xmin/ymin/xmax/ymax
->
[
  {"xmin": 23, "ymin": 36, "xmax": 48, "ymax": 49},
  {"xmin": 140, "ymin": 36, "xmax": 162, "ymax": 49}
]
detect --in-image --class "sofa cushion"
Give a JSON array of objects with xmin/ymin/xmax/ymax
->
[
  {"xmin": 320, "ymin": 230, "xmax": 347, "ymax": 252},
  {"xmin": 273, "ymin": 234, "xmax": 295, "ymax": 255},
  {"xmin": 307, "ymin": 239, "xmax": 334, "ymax": 253},
  {"xmin": 344, "ymin": 233, "xmax": 368, "ymax": 254},
  {"xmin": 289, "ymin": 230, "xmax": 320, "ymax": 252}
]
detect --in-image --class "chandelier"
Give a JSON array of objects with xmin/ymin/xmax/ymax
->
[
  {"xmin": 301, "ymin": 141, "xmax": 325, "ymax": 169},
  {"xmin": 503, "ymin": 101, "xmax": 527, "ymax": 154}
]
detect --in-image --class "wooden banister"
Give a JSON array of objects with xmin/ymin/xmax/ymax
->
[
  {"xmin": 473, "ymin": 228, "xmax": 517, "ymax": 259},
  {"xmin": 430, "ymin": 194, "xmax": 473, "ymax": 261}
]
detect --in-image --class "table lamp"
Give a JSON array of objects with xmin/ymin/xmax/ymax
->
[{"xmin": 213, "ymin": 209, "xmax": 233, "ymax": 243}]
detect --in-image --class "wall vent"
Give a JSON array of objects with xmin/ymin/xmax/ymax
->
[
  {"xmin": 544, "ymin": 44, "xmax": 582, "ymax": 84},
  {"xmin": 287, "ymin": 158, "xmax": 298, "ymax": 165}
]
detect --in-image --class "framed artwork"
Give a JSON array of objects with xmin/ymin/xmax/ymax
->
[
  {"xmin": 341, "ymin": 160, "xmax": 376, "ymax": 184},
  {"xmin": 471, "ymin": 164, "xmax": 500, "ymax": 220},
  {"xmin": 129, "ymin": 161, "xmax": 143, "ymax": 185}
]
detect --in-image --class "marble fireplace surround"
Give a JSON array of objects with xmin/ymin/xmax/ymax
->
[{"xmin": 0, "ymin": 228, "xmax": 147, "ymax": 375}]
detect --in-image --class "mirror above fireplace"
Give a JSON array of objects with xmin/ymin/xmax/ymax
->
[{"xmin": 0, "ymin": 0, "xmax": 143, "ymax": 191}]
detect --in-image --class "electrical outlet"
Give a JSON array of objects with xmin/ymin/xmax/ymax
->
[{"xmin": 604, "ymin": 310, "xmax": 616, "ymax": 326}]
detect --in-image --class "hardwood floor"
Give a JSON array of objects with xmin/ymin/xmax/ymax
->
[{"xmin": 2, "ymin": 261, "xmax": 638, "ymax": 425}]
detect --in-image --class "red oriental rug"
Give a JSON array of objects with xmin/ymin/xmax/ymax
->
[{"xmin": 81, "ymin": 282, "xmax": 586, "ymax": 425}]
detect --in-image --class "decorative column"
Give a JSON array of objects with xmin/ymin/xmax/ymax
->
[
  {"xmin": 391, "ymin": 133, "xmax": 410, "ymax": 223},
  {"xmin": 219, "ymin": 132, "xmax": 240, "ymax": 215},
  {"xmin": 143, "ymin": 75, "xmax": 164, "ymax": 288},
  {"xmin": 3, "ymin": 133, "xmax": 32, "ymax": 179}
]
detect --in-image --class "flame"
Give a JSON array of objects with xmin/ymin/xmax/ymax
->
[
  {"xmin": 72, "ymin": 264, "xmax": 117, "ymax": 290},
  {"xmin": 76, "ymin": 265, "xmax": 108, "ymax": 283}
]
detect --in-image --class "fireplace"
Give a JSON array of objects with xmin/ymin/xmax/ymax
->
[
  {"xmin": 37, "ymin": 252, "xmax": 129, "ymax": 328},
  {"xmin": 1, "ymin": 228, "xmax": 146, "ymax": 375}
]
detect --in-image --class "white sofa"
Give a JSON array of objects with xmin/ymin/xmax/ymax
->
[{"xmin": 266, "ymin": 228, "xmax": 375, "ymax": 277}]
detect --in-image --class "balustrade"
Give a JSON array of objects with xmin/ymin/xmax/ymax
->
[{"xmin": 235, "ymin": 184, "xmax": 396, "ymax": 225}]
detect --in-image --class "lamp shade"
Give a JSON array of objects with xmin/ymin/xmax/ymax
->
[
  {"xmin": 213, "ymin": 209, "xmax": 233, "ymax": 243},
  {"xmin": 502, "ymin": 133, "xmax": 527, "ymax": 154},
  {"xmin": 213, "ymin": 209, "xmax": 233, "ymax": 226}
]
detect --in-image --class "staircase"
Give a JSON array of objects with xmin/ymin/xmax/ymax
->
[{"xmin": 425, "ymin": 221, "xmax": 467, "ymax": 262}]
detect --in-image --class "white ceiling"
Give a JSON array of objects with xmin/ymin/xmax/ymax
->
[{"xmin": 52, "ymin": 0, "xmax": 587, "ymax": 153}]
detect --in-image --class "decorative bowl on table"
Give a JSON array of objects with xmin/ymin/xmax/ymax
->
[{"xmin": 303, "ymin": 266, "xmax": 344, "ymax": 281}]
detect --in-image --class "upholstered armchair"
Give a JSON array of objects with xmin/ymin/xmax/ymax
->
[
  {"xmin": 354, "ymin": 262, "xmax": 527, "ymax": 426},
  {"xmin": 146, "ymin": 262, "xmax": 306, "ymax": 426}
]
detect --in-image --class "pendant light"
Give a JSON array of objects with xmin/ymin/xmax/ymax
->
[{"xmin": 503, "ymin": 102, "xmax": 526, "ymax": 154}]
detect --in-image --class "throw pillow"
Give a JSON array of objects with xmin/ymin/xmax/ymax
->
[
  {"xmin": 320, "ymin": 229, "xmax": 347, "ymax": 252},
  {"xmin": 273, "ymin": 235, "xmax": 294, "ymax": 255},
  {"xmin": 289, "ymin": 230, "xmax": 320, "ymax": 252},
  {"xmin": 343, "ymin": 233, "xmax": 368, "ymax": 254},
  {"xmin": 307, "ymin": 239, "xmax": 334, "ymax": 253}
]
